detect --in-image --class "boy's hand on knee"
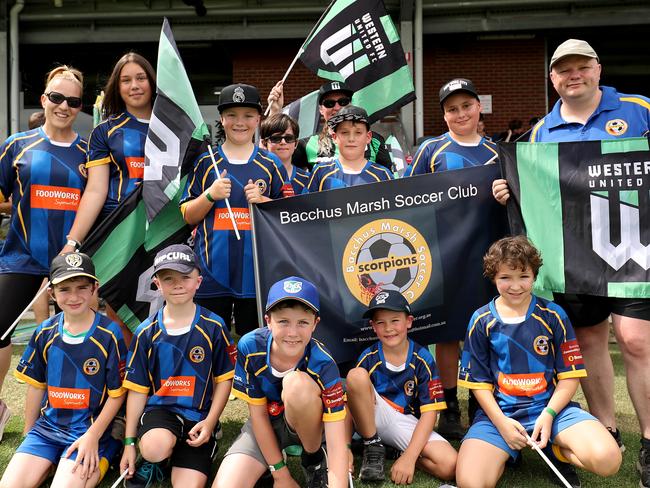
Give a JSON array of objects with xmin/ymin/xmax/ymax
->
[
  {"xmin": 65, "ymin": 431, "xmax": 100, "ymax": 480},
  {"xmin": 120, "ymin": 445, "xmax": 137, "ymax": 479},
  {"xmin": 497, "ymin": 417, "xmax": 528, "ymax": 450},
  {"xmin": 390, "ymin": 453, "xmax": 417, "ymax": 485},
  {"xmin": 186, "ymin": 418, "xmax": 214, "ymax": 447},
  {"xmin": 530, "ymin": 410, "xmax": 554, "ymax": 449}
]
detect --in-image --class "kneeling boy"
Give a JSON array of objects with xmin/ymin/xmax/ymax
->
[
  {"xmin": 213, "ymin": 276, "xmax": 348, "ymax": 488},
  {"xmin": 346, "ymin": 290, "xmax": 457, "ymax": 484},
  {"xmin": 456, "ymin": 236, "xmax": 621, "ymax": 488},
  {"xmin": 1, "ymin": 252, "xmax": 126, "ymax": 488},
  {"xmin": 120, "ymin": 244, "xmax": 235, "ymax": 487}
]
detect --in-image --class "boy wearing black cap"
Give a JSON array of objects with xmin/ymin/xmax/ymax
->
[
  {"xmin": 346, "ymin": 290, "xmax": 457, "ymax": 484},
  {"xmin": 120, "ymin": 244, "xmax": 236, "ymax": 488},
  {"xmin": 405, "ymin": 78, "xmax": 500, "ymax": 440},
  {"xmin": 305, "ymin": 105, "xmax": 392, "ymax": 193},
  {"xmin": 181, "ymin": 83, "xmax": 292, "ymax": 338},
  {"xmin": 1, "ymin": 253, "xmax": 126, "ymax": 488},
  {"xmin": 213, "ymin": 276, "xmax": 348, "ymax": 488}
]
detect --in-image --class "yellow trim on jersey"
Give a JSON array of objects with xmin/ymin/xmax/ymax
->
[
  {"xmin": 255, "ymin": 364, "xmax": 269, "ymax": 376},
  {"xmin": 467, "ymin": 311, "xmax": 492, "ymax": 338},
  {"xmin": 231, "ymin": 388, "xmax": 266, "ymax": 405},
  {"xmin": 253, "ymin": 158, "xmax": 273, "ymax": 181},
  {"xmin": 107, "ymin": 115, "xmax": 131, "ymax": 137},
  {"xmin": 96, "ymin": 325, "xmax": 122, "ymax": 359},
  {"xmin": 620, "ymin": 97, "xmax": 650, "ymax": 111},
  {"xmin": 482, "ymin": 142, "xmax": 499, "ymax": 159},
  {"xmin": 323, "ymin": 408, "xmax": 346, "ymax": 422},
  {"xmin": 86, "ymin": 156, "xmax": 112, "ymax": 168},
  {"xmin": 319, "ymin": 168, "xmax": 339, "ymax": 191},
  {"xmin": 13, "ymin": 370, "xmax": 46, "ymax": 389},
  {"xmin": 530, "ymin": 119, "xmax": 545, "ymax": 143},
  {"xmin": 409, "ymin": 138, "xmax": 439, "ymax": 173},
  {"xmin": 202, "ymin": 218, "xmax": 210, "ymax": 266},
  {"xmin": 76, "ymin": 143, "xmax": 87, "ymax": 154},
  {"xmin": 485, "ymin": 318, "xmax": 498, "ymax": 336},
  {"xmin": 367, "ymin": 361, "xmax": 382, "ymax": 376},
  {"xmin": 90, "ymin": 337, "xmax": 109, "ymax": 359},
  {"xmin": 43, "ymin": 334, "xmax": 59, "ymax": 364},
  {"xmin": 557, "ymin": 370, "xmax": 586, "ymax": 380},
  {"xmin": 363, "ymin": 168, "xmax": 383, "ymax": 182},
  {"xmin": 429, "ymin": 141, "xmax": 452, "ymax": 173},
  {"xmin": 535, "ymin": 304, "xmax": 567, "ymax": 338},
  {"xmin": 0, "ymin": 132, "xmax": 39, "ymax": 162},
  {"xmin": 313, "ymin": 340, "xmax": 336, "ymax": 363},
  {"xmin": 111, "ymin": 154, "xmax": 123, "ymax": 202},
  {"xmin": 127, "ymin": 321, "xmax": 156, "ymax": 369},
  {"xmin": 457, "ymin": 379, "xmax": 494, "ymax": 390},
  {"xmin": 122, "ymin": 380, "xmax": 150, "ymax": 394},
  {"xmin": 531, "ymin": 313, "xmax": 554, "ymax": 336},
  {"xmin": 356, "ymin": 349, "xmax": 379, "ymax": 367},
  {"xmin": 16, "ymin": 201, "xmax": 27, "ymax": 242},
  {"xmin": 420, "ymin": 401, "xmax": 446, "ymax": 412},
  {"xmin": 200, "ymin": 314, "xmax": 231, "ymax": 346},
  {"xmin": 107, "ymin": 386, "xmax": 127, "ymax": 398},
  {"xmin": 194, "ymin": 324, "xmax": 213, "ymax": 351},
  {"xmin": 413, "ymin": 352, "xmax": 433, "ymax": 379},
  {"xmin": 306, "ymin": 367, "xmax": 326, "ymax": 390},
  {"xmin": 215, "ymin": 371, "xmax": 235, "ymax": 383}
]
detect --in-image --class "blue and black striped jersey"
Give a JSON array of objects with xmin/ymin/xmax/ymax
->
[
  {"xmin": 14, "ymin": 312, "xmax": 126, "ymax": 443},
  {"xmin": 86, "ymin": 112, "xmax": 148, "ymax": 218},
  {"xmin": 304, "ymin": 159, "xmax": 392, "ymax": 193},
  {"xmin": 180, "ymin": 145, "xmax": 289, "ymax": 298},
  {"xmin": 232, "ymin": 327, "xmax": 346, "ymax": 422},
  {"xmin": 0, "ymin": 127, "xmax": 87, "ymax": 275},
  {"xmin": 406, "ymin": 133, "xmax": 498, "ymax": 175},
  {"xmin": 356, "ymin": 339, "xmax": 446, "ymax": 416},
  {"xmin": 458, "ymin": 295, "xmax": 586, "ymax": 424},
  {"xmin": 123, "ymin": 305, "xmax": 236, "ymax": 422},
  {"xmin": 287, "ymin": 165, "xmax": 310, "ymax": 195}
]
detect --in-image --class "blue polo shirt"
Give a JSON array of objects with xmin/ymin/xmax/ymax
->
[{"xmin": 530, "ymin": 86, "xmax": 650, "ymax": 142}]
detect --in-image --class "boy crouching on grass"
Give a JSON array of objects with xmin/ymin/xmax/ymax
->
[
  {"xmin": 346, "ymin": 289, "xmax": 457, "ymax": 485},
  {"xmin": 213, "ymin": 276, "xmax": 348, "ymax": 488},
  {"xmin": 0, "ymin": 252, "xmax": 127, "ymax": 488},
  {"xmin": 456, "ymin": 236, "xmax": 621, "ymax": 488},
  {"xmin": 120, "ymin": 244, "xmax": 235, "ymax": 488}
]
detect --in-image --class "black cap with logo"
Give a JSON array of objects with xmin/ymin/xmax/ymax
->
[
  {"xmin": 153, "ymin": 244, "xmax": 199, "ymax": 275},
  {"xmin": 327, "ymin": 105, "xmax": 370, "ymax": 131},
  {"xmin": 439, "ymin": 78, "xmax": 479, "ymax": 107},
  {"xmin": 318, "ymin": 81, "xmax": 354, "ymax": 105},
  {"xmin": 362, "ymin": 289, "xmax": 412, "ymax": 319},
  {"xmin": 50, "ymin": 252, "xmax": 98, "ymax": 285},
  {"xmin": 218, "ymin": 83, "xmax": 263, "ymax": 113}
]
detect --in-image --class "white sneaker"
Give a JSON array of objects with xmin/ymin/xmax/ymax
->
[{"xmin": 0, "ymin": 400, "xmax": 12, "ymax": 442}]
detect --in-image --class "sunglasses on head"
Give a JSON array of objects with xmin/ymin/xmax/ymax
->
[
  {"xmin": 266, "ymin": 134, "xmax": 297, "ymax": 144},
  {"xmin": 44, "ymin": 92, "xmax": 82, "ymax": 109},
  {"xmin": 321, "ymin": 97, "xmax": 351, "ymax": 109}
]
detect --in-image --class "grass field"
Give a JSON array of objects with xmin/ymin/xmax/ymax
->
[{"xmin": 0, "ymin": 344, "xmax": 641, "ymax": 487}]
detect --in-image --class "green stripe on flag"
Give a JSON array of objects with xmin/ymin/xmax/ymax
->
[
  {"xmin": 516, "ymin": 142, "xmax": 566, "ymax": 293},
  {"xmin": 297, "ymin": 91, "xmax": 319, "ymax": 140},
  {"xmin": 306, "ymin": 0, "xmax": 355, "ymax": 44},
  {"xmin": 380, "ymin": 15, "xmax": 399, "ymax": 44},
  {"xmin": 352, "ymin": 65, "xmax": 413, "ymax": 116},
  {"xmin": 117, "ymin": 304, "xmax": 140, "ymax": 332},
  {"xmin": 317, "ymin": 69, "xmax": 344, "ymax": 81},
  {"xmin": 145, "ymin": 177, "xmax": 188, "ymax": 250},
  {"xmin": 608, "ymin": 282, "xmax": 650, "ymax": 297},
  {"xmin": 619, "ymin": 190, "xmax": 638, "ymax": 207},
  {"xmin": 601, "ymin": 137, "xmax": 649, "ymax": 154}
]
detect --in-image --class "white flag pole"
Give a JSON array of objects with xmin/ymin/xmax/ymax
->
[
  {"xmin": 206, "ymin": 144, "xmax": 241, "ymax": 241},
  {"xmin": 525, "ymin": 434, "xmax": 573, "ymax": 488}
]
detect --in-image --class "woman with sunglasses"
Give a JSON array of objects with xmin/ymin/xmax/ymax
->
[
  {"xmin": 63, "ymin": 52, "xmax": 155, "ymax": 255},
  {"xmin": 0, "ymin": 65, "xmax": 87, "ymax": 437},
  {"xmin": 260, "ymin": 113, "xmax": 309, "ymax": 195},
  {"xmin": 267, "ymin": 81, "xmax": 392, "ymax": 170}
]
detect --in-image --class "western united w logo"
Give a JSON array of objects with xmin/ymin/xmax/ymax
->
[{"xmin": 591, "ymin": 190, "xmax": 650, "ymax": 270}]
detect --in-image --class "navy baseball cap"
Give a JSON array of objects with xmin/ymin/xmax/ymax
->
[
  {"xmin": 265, "ymin": 276, "xmax": 320, "ymax": 314},
  {"xmin": 439, "ymin": 78, "xmax": 479, "ymax": 107},
  {"xmin": 363, "ymin": 289, "xmax": 412, "ymax": 319},
  {"xmin": 218, "ymin": 83, "xmax": 263, "ymax": 113},
  {"xmin": 327, "ymin": 105, "xmax": 370, "ymax": 131},
  {"xmin": 318, "ymin": 81, "xmax": 354, "ymax": 105},
  {"xmin": 50, "ymin": 252, "xmax": 98, "ymax": 285},
  {"xmin": 153, "ymin": 244, "xmax": 199, "ymax": 275}
]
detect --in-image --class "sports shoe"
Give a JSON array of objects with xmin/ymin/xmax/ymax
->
[
  {"xmin": 301, "ymin": 446, "xmax": 328, "ymax": 488},
  {"xmin": 607, "ymin": 427, "xmax": 625, "ymax": 453},
  {"xmin": 0, "ymin": 400, "xmax": 12, "ymax": 442},
  {"xmin": 638, "ymin": 443, "xmax": 650, "ymax": 488},
  {"xmin": 359, "ymin": 441, "xmax": 386, "ymax": 481},
  {"xmin": 437, "ymin": 400, "xmax": 466, "ymax": 440},
  {"xmin": 124, "ymin": 461, "xmax": 165, "ymax": 488}
]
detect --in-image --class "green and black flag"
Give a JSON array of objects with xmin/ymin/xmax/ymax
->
[
  {"xmin": 82, "ymin": 18, "xmax": 206, "ymax": 331},
  {"xmin": 499, "ymin": 137, "xmax": 650, "ymax": 298},
  {"xmin": 299, "ymin": 0, "xmax": 415, "ymax": 123}
]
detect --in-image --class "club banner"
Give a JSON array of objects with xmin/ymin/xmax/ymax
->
[
  {"xmin": 299, "ymin": 0, "xmax": 415, "ymax": 123},
  {"xmin": 251, "ymin": 165, "xmax": 507, "ymax": 364},
  {"xmin": 499, "ymin": 137, "xmax": 650, "ymax": 298}
]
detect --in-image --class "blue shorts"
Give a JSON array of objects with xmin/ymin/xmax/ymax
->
[
  {"xmin": 463, "ymin": 406, "xmax": 596, "ymax": 460},
  {"xmin": 17, "ymin": 417, "xmax": 121, "ymax": 466}
]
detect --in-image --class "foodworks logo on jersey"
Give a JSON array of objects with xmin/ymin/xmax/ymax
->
[
  {"xmin": 31, "ymin": 184, "xmax": 80, "ymax": 211},
  {"xmin": 156, "ymin": 376, "xmax": 195, "ymax": 397},
  {"xmin": 342, "ymin": 218, "xmax": 431, "ymax": 305},
  {"xmin": 48, "ymin": 385, "xmax": 90, "ymax": 409},
  {"xmin": 497, "ymin": 372, "xmax": 547, "ymax": 397}
]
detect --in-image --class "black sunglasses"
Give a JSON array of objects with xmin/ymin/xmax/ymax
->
[
  {"xmin": 321, "ymin": 97, "xmax": 351, "ymax": 109},
  {"xmin": 267, "ymin": 134, "xmax": 297, "ymax": 144},
  {"xmin": 44, "ymin": 92, "xmax": 82, "ymax": 109}
]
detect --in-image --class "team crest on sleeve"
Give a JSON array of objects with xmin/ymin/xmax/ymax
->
[
  {"xmin": 65, "ymin": 253, "xmax": 84, "ymax": 268},
  {"xmin": 255, "ymin": 179, "xmax": 268, "ymax": 195},
  {"xmin": 283, "ymin": 280, "xmax": 302, "ymax": 293},
  {"xmin": 233, "ymin": 86, "xmax": 245, "ymax": 103},
  {"xmin": 404, "ymin": 380, "xmax": 415, "ymax": 397},
  {"xmin": 533, "ymin": 335, "xmax": 550, "ymax": 355},
  {"xmin": 605, "ymin": 119, "xmax": 628, "ymax": 136},
  {"xmin": 83, "ymin": 358, "xmax": 100, "ymax": 375},
  {"xmin": 189, "ymin": 346, "xmax": 205, "ymax": 363}
]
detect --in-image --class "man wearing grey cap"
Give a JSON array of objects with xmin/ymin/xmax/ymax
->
[{"xmin": 493, "ymin": 39, "xmax": 650, "ymax": 488}]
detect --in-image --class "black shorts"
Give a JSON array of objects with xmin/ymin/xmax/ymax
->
[
  {"xmin": 137, "ymin": 409, "xmax": 218, "ymax": 477},
  {"xmin": 0, "ymin": 273, "xmax": 47, "ymax": 348},
  {"xmin": 195, "ymin": 296, "xmax": 259, "ymax": 336},
  {"xmin": 553, "ymin": 293, "xmax": 650, "ymax": 328}
]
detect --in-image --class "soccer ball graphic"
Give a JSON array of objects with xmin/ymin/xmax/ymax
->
[{"xmin": 357, "ymin": 232, "xmax": 418, "ymax": 294}]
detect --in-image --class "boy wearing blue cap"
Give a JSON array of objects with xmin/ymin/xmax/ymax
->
[
  {"xmin": 120, "ymin": 244, "xmax": 236, "ymax": 488},
  {"xmin": 346, "ymin": 289, "xmax": 457, "ymax": 484},
  {"xmin": 213, "ymin": 276, "xmax": 348, "ymax": 488}
]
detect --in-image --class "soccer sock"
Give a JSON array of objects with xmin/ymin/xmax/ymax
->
[
  {"xmin": 301, "ymin": 446, "xmax": 325, "ymax": 467},
  {"xmin": 443, "ymin": 387, "xmax": 458, "ymax": 405},
  {"xmin": 363, "ymin": 433, "xmax": 382, "ymax": 446}
]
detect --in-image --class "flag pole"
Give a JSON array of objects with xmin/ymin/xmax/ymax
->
[
  {"xmin": 263, "ymin": 0, "xmax": 336, "ymax": 116},
  {"xmin": 1, "ymin": 282, "xmax": 50, "ymax": 341},
  {"xmin": 206, "ymin": 143, "xmax": 241, "ymax": 241}
]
